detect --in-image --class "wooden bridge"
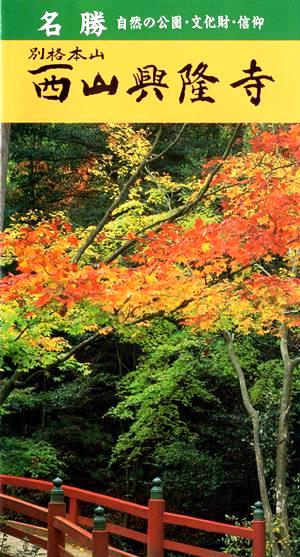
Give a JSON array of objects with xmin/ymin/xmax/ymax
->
[{"xmin": 0, "ymin": 474, "xmax": 265, "ymax": 557}]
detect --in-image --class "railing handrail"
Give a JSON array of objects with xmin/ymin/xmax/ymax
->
[
  {"xmin": 0, "ymin": 474, "xmax": 265, "ymax": 557},
  {"xmin": 64, "ymin": 485, "xmax": 148, "ymax": 519},
  {"xmin": 0, "ymin": 474, "xmax": 148, "ymax": 519},
  {"xmin": 0, "ymin": 493, "xmax": 48, "ymax": 523},
  {"xmin": 53, "ymin": 515, "xmax": 92, "ymax": 550},
  {"xmin": 0, "ymin": 474, "xmax": 52, "ymax": 492},
  {"xmin": 163, "ymin": 538, "xmax": 237, "ymax": 557},
  {"xmin": 163, "ymin": 511, "xmax": 253, "ymax": 539},
  {"xmin": 0, "ymin": 474, "xmax": 251, "ymax": 538}
]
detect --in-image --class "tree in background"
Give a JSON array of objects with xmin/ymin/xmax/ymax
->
[
  {"xmin": 106, "ymin": 126, "xmax": 300, "ymax": 557},
  {"xmin": 0, "ymin": 123, "xmax": 238, "ymax": 404},
  {"xmin": 1, "ymin": 124, "xmax": 299, "ymax": 556}
]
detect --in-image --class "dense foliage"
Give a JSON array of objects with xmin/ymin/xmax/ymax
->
[{"xmin": 1, "ymin": 123, "xmax": 299, "ymax": 557}]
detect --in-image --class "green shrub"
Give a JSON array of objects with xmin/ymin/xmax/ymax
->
[{"xmin": 0, "ymin": 436, "xmax": 64, "ymax": 479}]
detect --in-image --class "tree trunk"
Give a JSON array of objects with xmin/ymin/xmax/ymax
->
[
  {"xmin": 0, "ymin": 372, "xmax": 20, "ymax": 406},
  {"xmin": 224, "ymin": 331, "xmax": 282, "ymax": 557},
  {"xmin": 0, "ymin": 123, "xmax": 11, "ymax": 232},
  {"xmin": 274, "ymin": 325, "xmax": 296, "ymax": 557}
]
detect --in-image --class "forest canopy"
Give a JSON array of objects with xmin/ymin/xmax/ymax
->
[{"xmin": 1, "ymin": 123, "xmax": 300, "ymax": 557}]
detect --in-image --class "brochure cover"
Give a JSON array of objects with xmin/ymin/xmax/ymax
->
[{"xmin": 1, "ymin": 2, "xmax": 300, "ymax": 557}]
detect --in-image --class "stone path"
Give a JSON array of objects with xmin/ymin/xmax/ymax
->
[{"xmin": 2, "ymin": 533, "xmax": 92, "ymax": 556}]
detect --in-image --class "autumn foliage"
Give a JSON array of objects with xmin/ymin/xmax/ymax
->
[
  {"xmin": 1, "ymin": 125, "xmax": 300, "ymax": 360},
  {"xmin": 2, "ymin": 124, "xmax": 300, "ymax": 557}
]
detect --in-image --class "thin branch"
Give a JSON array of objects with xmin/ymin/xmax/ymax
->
[
  {"xmin": 15, "ymin": 369, "xmax": 45, "ymax": 388},
  {"xmin": 149, "ymin": 124, "xmax": 187, "ymax": 162},
  {"xmin": 268, "ymin": 162, "xmax": 295, "ymax": 173},
  {"xmin": 252, "ymin": 153, "xmax": 267, "ymax": 170},
  {"xmin": 5, "ymin": 296, "xmax": 192, "ymax": 396},
  {"xmin": 72, "ymin": 126, "xmax": 163, "ymax": 264},
  {"xmin": 291, "ymin": 356, "xmax": 300, "ymax": 369},
  {"xmin": 144, "ymin": 166, "xmax": 173, "ymax": 209},
  {"xmin": 14, "ymin": 330, "xmax": 104, "ymax": 389},
  {"xmin": 161, "ymin": 123, "xmax": 242, "ymax": 224},
  {"xmin": 0, "ymin": 370, "xmax": 23, "ymax": 405},
  {"xmin": 254, "ymin": 263, "xmax": 272, "ymax": 277},
  {"xmin": 200, "ymin": 180, "xmax": 246, "ymax": 200},
  {"xmin": 124, "ymin": 298, "xmax": 194, "ymax": 326},
  {"xmin": 52, "ymin": 330, "xmax": 103, "ymax": 366},
  {"xmin": 105, "ymin": 124, "xmax": 242, "ymax": 264},
  {"xmin": 14, "ymin": 325, "xmax": 30, "ymax": 342}
]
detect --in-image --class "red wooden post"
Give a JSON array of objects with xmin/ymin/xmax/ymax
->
[
  {"xmin": 147, "ymin": 478, "xmax": 165, "ymax": 557},
  {"xmin": 92, "ymin": 506, "xmax": 109, "ymax": 557},
  {"xmin": 252, "ymin": 501, "xmax": 266, "ymax": 557},
  {"xmin": 69, "ymin": 497, "xmax": 80, "ymax": 523},
  {"xmin": 47, "ymin": 477, "xmax": 66, "ymax": 557},
  {"xmin": 0, "ymin": 481, "xmax": 6, "ymax": 495}
]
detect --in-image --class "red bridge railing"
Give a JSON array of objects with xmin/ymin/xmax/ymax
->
[{"xmin": 0, "ymin": 474, "xmax": 265, "ymax": 557}]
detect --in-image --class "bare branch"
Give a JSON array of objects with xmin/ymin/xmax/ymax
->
[
  {"xmin": 149, "ymin": 124, "xmax": 187, "ymax": 162},
  {"xmin": 291, "ymin": 356, "xmax": 300, "ymax": 369}
]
